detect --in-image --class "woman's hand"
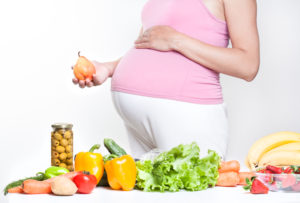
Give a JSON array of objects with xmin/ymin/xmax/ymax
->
[
  {"xmin": 134, "ymin": 25, "xmax": 179, "ymax": 51},
  {"xmin": 72, "ymin": 61, "xmax": 112, "ymax": 88}
]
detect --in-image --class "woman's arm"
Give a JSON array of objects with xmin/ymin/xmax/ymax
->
[{"xmin": 135, "ymin": 0, "xmax": 260, "ymax": 82}]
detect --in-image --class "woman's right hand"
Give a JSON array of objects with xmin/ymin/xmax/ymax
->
[{"xmin": 72, "ymin": 61, "xmax": 112, "ymax": 88}]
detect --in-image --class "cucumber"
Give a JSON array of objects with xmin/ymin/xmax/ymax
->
[
  {"xmin": 104, "ymin": 138, "xmax": 127, "ymax": 157},
  {"xmin": 97, "ymin": 170, "xmax": 109, "ymax": 187}
]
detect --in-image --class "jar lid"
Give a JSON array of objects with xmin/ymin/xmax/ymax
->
[{"xmin": 51, "ymin": 123, "xmax": 73, "ymax": 129}]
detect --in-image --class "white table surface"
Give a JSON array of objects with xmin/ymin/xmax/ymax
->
[{"xmin": 2, "ymin": 186, "xmax": 300, "ymax": 203}]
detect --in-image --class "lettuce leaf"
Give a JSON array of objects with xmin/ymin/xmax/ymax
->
[{"xmin": 135, "ymin": 142, "xmax": 220, "ymax": 192}]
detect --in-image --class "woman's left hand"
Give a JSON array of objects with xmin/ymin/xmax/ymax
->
[{"xmin": 134, "ymin": 25, "xmax": 179, "ymax": 51}]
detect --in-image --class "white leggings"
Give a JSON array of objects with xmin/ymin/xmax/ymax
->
[{"xmin": 111, "ymin": 91, "xmax": 229, "ymax": 160}]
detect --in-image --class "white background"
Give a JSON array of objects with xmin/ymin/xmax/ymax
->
[{"xmin": 0, "ymin": 0, "xmax": 300, "ymax": 194}]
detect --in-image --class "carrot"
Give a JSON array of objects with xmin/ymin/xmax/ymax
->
[
  {"xmin": 8, "ymin": 172, "xmax": 80, "ymax": 195},
  {"xmin": 238, "ymin": 172, "xmax": 256, "ymax": 185},
  {"xmin": 218, "ymin": 160, "xmax": 240, "ymax": 173},
  {"xmin": 7, "ymin": 186, "xmax": 23, "ymax": 193},
  {"xmin": 216, "ymin": 171, "xmax": 239, "ymax": 187},
  {"xmin": 22, "ymin": 179, "xmax": 52, "ymax": 194}
]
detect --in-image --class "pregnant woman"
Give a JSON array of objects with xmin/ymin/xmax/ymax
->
[{"xmin": 73, "ymin": 0, "xmax": 260, "ymax": 159}]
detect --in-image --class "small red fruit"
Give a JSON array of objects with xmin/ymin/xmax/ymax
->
[
  {"xmin": 283, "ymin": 167, "xmax": 293, "ymax": 174},
  {"xmin": 266, "ymin": 165, "xmax": 282, "ymax": 174},
  {"xmin": 243, "ymin": 176, "xmax": 269, "ymax": 194},
  {"xmin": 291, "ymin": 182, "xmax": 300, "ymax": 191},
  {"xmin": 281, "ymin": 174, "xmax": 296, "ymax": 188},
  {"xmin": 257, "ymin": 169, "xmax": 266, "ymax": 173}
]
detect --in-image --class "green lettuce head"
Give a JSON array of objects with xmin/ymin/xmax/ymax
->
[{"xmin": 136, "ymin": 142, "xmax": 220, "ymax": 192}]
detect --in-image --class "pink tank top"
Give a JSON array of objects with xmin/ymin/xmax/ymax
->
[{"xmin": 111, "ymin": 0, "xmax": 229, "ymax": 104}]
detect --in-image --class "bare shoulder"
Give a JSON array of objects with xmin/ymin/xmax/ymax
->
[{"xmin": 222, "ymin": 0, "xmax": 257, "ymax": 17}]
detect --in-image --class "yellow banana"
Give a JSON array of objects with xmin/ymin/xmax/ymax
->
[
  {"xmin": 266, "ymin": 142, "xmax": 300, "ymax": 153},
  {"xmin": 246, "ymin": 131, "xmax": 300, "ymax": 170},
  {"xmin": 258, "ymin": 150, "xmax": 300, "ymax": 167}
]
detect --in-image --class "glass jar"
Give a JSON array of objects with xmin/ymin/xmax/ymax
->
[{"xmin": 51, "ymin": 123, "xmax": 74, "ymax": 171}]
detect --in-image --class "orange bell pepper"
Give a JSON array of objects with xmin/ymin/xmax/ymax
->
[
  {"xmin": 104, "ymin": 155, "xmax": 136, "ymax": 191},
  {"xmin": 75, "ymin": 144, "xmax": 104, "ymax": 184}
]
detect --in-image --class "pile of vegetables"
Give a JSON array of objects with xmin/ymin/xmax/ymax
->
[
  {"xmin": 4, "ymin": 138, "xmax": 136, "ymax": 195},
  {"xmin": 135, "ymin": 142, "xmax": 220, "ymax": 192},
  {"xmin": 5, "ymin": 138, "xmax": 265, "ymax": 195}
]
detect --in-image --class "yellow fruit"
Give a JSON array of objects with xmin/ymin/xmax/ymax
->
[
  {"xmin": 246, "ymin": 131, "xmax": 300, "ymax": 170},
  {"xmin": 258, "ymin": 150, "xmax": 300, "ymax": 167}
]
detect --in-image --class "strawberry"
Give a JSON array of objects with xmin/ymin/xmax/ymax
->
[
  {"xmin": 265, "ymin": 169, "xmax": 273, "ymax": 174},
  {"xmin": 283, "ymin": 167, "xmax": 293, "ymax": 174},
  {"xmin": 291, "ymin": 182, "xmax": 300, "ymax": 191},
  {"xmin": 266, "ymin": 165, "xmax": 282, "ymax": 174},
  {"xmin": 261, "ymin": 173, "xmax": 273, "ymax": 184},
  {"xmin": 269, "ymin": 181, "xmax": 279, "ymax": 191},
  {"xmin": 243, "ymin": 176, "xmax": 269, "ymax": 194},
  {"xmin": 291, "ymin": 165, "xmax": 300, "ymax": 174},
  {"xmin": 257, "ymin": 169, "xmax": 266, "ymax": 173},
  {"xmin": 281, "ymin": 174, "xmax": 296, "ymax": 188}
]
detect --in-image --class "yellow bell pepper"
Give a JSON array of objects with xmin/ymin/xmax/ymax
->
[
  {"xmin": 104, "ymin": 155, "xmax": 136, "ymax": 191},
  {"xmin": 75, "ymin": 144, "xmax": 104, "ymax": 184}
]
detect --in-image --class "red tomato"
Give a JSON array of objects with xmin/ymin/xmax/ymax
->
[{"xmin": 73, "ymin": 172, "xmax": 97, "ymax": 194}]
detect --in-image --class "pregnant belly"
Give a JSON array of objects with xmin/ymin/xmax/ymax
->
[{"xmin": 111, "ymin": 47, "xmax": 222, "ymax": 103}]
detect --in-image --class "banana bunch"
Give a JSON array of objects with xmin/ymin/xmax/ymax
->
[{"xmin": 245, "ymin": 131, "xmax": 300, "ymax": 170}]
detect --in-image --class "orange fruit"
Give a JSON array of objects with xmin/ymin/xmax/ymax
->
[{"xmin": 73, "ymin": 52, "xmax": 96, "ymax": 81}]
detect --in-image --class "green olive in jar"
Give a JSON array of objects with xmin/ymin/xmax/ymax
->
[
  {"xmin": 59, "ymin": 152, "xmax": 67, "ymax": 161},
  {"xmin": 66, "ymin": 145, "xmax": 72, "ymax": 153},
  {"xmin": 54, "ymin": 132, "xmax": 62, "ymax": 140},
  {"xmin": 66, "ymin": 158, "xmax": 73, "ymax": 165},
  {"xmin": 52, "ymin": 139, "xmax": 60, "ymax": 146},
  {"xmin": 64, "ymin": 130, "xmax": 72, "ymax": 139},
  {"xmin": 51, "ymin": 123, "xmax": 73, "ymax": 170},
  {"xmin": 59, "ymin": 163, "xmax": 67, "ymax": 168},
  {"xmin": 52, "ymin": 151, "xmax": 59, "ymax": 158},
  {"xmin": 60, "ymin": 139, "xmax": 68, "ymax": 147},
  {"xmin": 53, "ymin": 159, "xmax": 60, "ymax": 166},
  {"xmin": 67, "ymin": 165, "xmax": 73, "ymax": 171},
  {"xmin": 58, "ymin": 129, "xmax": 65, "ymax": 134},
  {"xmin": 56, "ymin": 146, "xmax": 65, "ymax": 153},
  {"xmin": 67, "ymin": 153, "xmax": 72, "ymax": 159}
]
